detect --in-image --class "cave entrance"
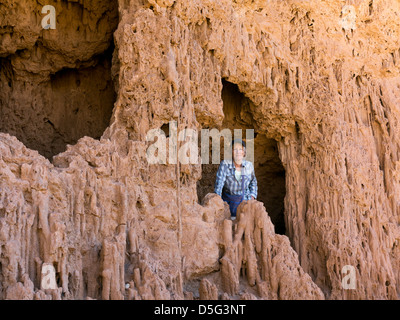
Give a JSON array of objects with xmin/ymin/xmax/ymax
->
[
  {"xmin": 0, "ymin": 0, "xmax": 119, "ymax": 161},
  {"xmin": 197, "ymin": 79, "xmax": 286, "ymax": 235},
  {"xmin": 0, "ymin": 45, "xmax": 116, "ymax": 160}
]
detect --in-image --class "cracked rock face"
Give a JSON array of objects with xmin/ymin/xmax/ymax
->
[{"xmin": 1, "ymin": 0, "xmax": 400, "ymax": 300}]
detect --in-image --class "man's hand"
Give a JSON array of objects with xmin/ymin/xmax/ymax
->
[{"xmin": 251, "ymin": 196, "xmax": 255, "ymax": 200}]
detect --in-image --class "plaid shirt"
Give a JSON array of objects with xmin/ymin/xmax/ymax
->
[{"xmin": 214, "ymin": 159, "xmax": 258, "ymax": 200}]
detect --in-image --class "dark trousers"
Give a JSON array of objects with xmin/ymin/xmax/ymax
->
[{"xmin": 222, "ymin": 175, "xmax": 245, "ymax": 217}]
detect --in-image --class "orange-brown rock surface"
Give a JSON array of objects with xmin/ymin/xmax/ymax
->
[{"xmin": 1, "ymin": 0, "xmax": 400, "ymax": 300}]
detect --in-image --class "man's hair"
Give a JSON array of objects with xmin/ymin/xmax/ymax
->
[{"xmin": 231, "ymin": 139, "xmax": 246, "ymax": 149}]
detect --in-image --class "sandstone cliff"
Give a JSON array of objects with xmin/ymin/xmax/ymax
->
[{"xmin": 1, "ymin": 0, "xmax": 400, "ymax": 300}]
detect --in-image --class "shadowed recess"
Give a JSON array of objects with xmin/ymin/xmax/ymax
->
[{"xmin": 197, "ymin": 79, "xmax": 286, "ymax": 234}]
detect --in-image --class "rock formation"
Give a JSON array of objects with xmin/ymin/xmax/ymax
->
[{"xmin": 1, "ymin": 0, "xmax": 400, "ymax": 300}]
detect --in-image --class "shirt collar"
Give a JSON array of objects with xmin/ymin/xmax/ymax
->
[{"xmin": 227, "ymin": 159, "xmax": 246, "ymax": 169}]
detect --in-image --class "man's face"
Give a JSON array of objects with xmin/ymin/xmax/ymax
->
[{"xmin": 232, "ymin": 143, "xmax": 245, "ymax": 165}]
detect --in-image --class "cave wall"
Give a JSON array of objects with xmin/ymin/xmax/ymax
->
[{"xmin": 1, "ymin": 0, "xmax": 400, "ymax": 300}]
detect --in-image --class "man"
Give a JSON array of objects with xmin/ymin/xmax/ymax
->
[{"xmin": 214, "ymin": 139, "xmax": 258, "ymax": 218}]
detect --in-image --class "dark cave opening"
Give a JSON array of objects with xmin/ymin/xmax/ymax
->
[
  {"xmin": 197, "ymin": 79, "xmax": 287, "ymax": 235},
  {"xmin": 0, "ymin": 44, "xmax": 116, "ymax": 160},
  {"xmin": 0, "ymin": 0, "xmax": 120, "ymax": 161}
]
